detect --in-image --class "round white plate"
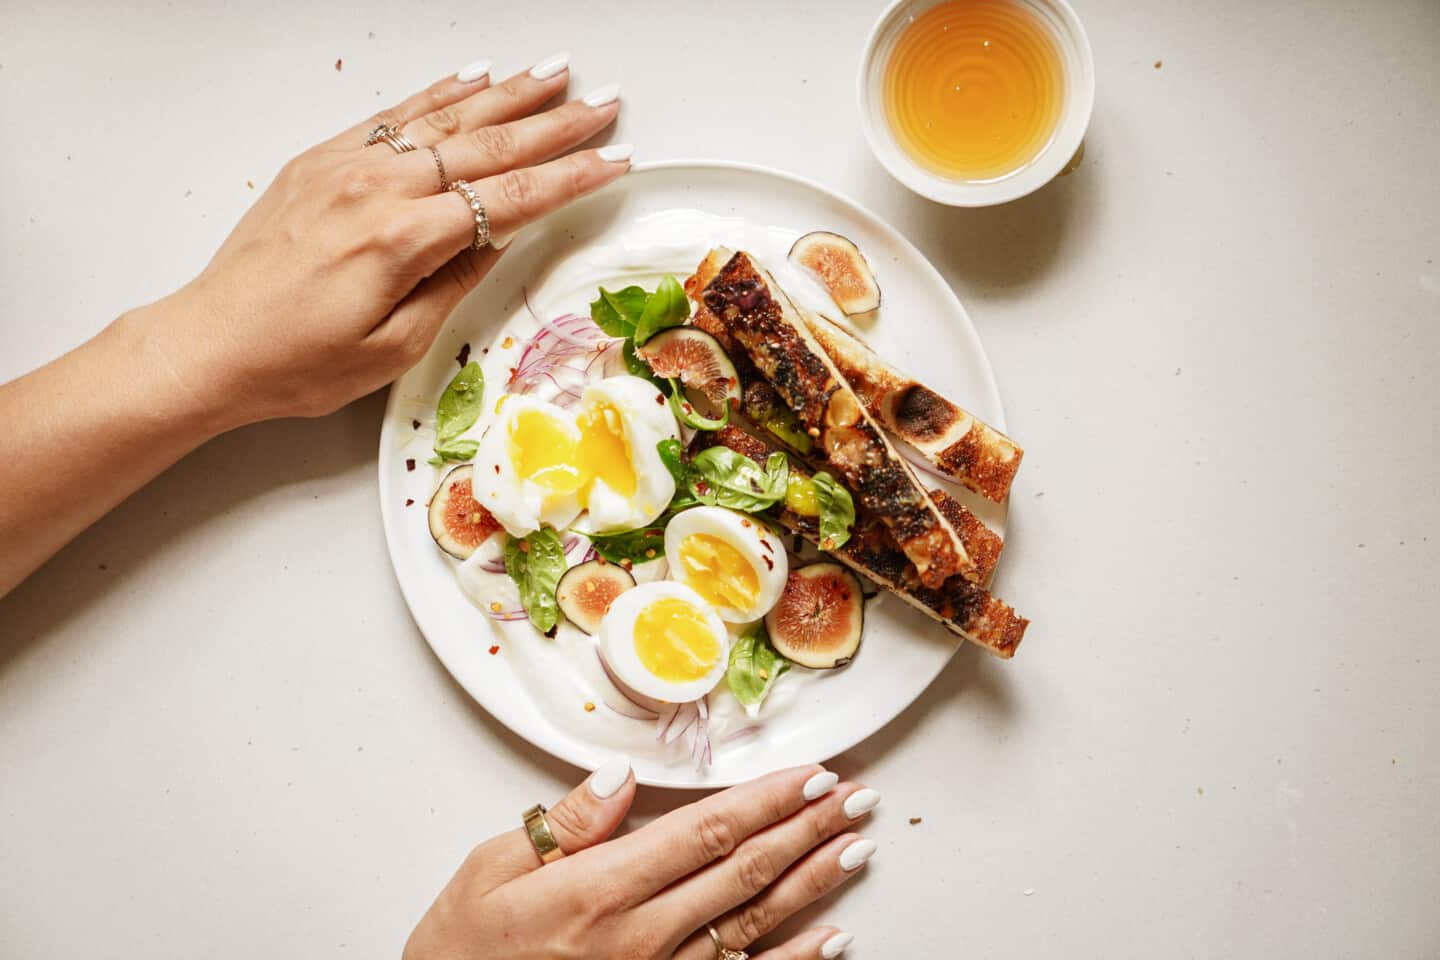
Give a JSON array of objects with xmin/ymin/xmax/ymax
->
[{"xmin": 379, "ymin": 160, "xmax": 1007, "ymax": 788}]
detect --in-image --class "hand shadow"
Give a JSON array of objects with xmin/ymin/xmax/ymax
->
[{"xmin": 0, "ymin": 391, "xmax": 388, "ymax": 672}]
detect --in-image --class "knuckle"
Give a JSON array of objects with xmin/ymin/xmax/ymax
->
[
  {"xmin": 422, "ymin": 106, "xmax": 463, "ymax": 138},
  {"xmin": 336, "ymin": 166, "xmax": 380, "ymax": 202},
  {"xmin": 471, "ymin": 123, "xmax": 516, "ymax": 163},
  {"xmin": 736, "ymin": 845, "xmax": 779, "ymax": 893},
  {"xmin": 371, "ymin": 108, "xmax": 403, "ymax": 131},
  {"xmin": 696, "ymin": 810, "xmax": 738, "ymax": 861},
  {"xmin": 803, "ymin": 860, "xmax": 833, "ymax": 899},
  {"xmin": 733, "ymin": 901, "xmax": 774, "ymax": 945},
  {"xmin": 499, "ymin": 168, "xmax": 536, "ymax": 210},
  {"xmin": 541, "ymin": 799, "xmax": 590, "ymax": 846},
  {"xmin": 586, "ymin": 878, "xmax": 629, "ymax": 919}
]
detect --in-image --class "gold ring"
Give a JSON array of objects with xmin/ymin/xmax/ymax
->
[
  {"xmin": 428, "ymin": 146, "xmax": 451, "ymax": 192},
  {"xmin": 707, "ymin": 924, "xmax": 749, "ymax": 960},
  {"xmin": 363, "ymin": 122, "xmax": 418, "ymax": 154},
  {"xmin": 449, "ymin": 179, "xmax": 491, "ymax": 250},
  {"xmin": 521, "ymin": 804, "xmax": 564, "ymax": 864}
]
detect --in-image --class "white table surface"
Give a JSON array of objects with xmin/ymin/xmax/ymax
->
[{"xmin": 2, "ymin": 1, "xmax": 1438, "ymax": 956}]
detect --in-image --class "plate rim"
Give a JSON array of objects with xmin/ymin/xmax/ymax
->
[{"xmin": 378, "ymin": 158, "xmax": 1007, "ymax": 787}]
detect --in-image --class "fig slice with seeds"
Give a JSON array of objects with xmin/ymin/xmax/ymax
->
[
  {"xmin": 788, "ymin": 231, "xmax": 881, "ymax": 316},
  {"xmin": 429, "ymin": 465, "xmax": 501, "ymax": 560},
  {"xmin": 764, "ymin": 562, "xmax": 864, "ymax": 669},
  {"xmin": 635, "ymin": 327, "xmax": 741, "ymax": 410},
  {"xmin": 556, "ymin": 559, "xmax": 637, "ymax": 634}
]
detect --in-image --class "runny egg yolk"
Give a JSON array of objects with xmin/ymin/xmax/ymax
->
[
  {"xmin": 678, "ymin": 533, "xmax": 760, "ymax": 611},
  {"xmin": 633, "ymin": 596, "xmax": 722, "ymax": 682},
  {"xmin": 575, "ymin": 401, "xmax": 637, "ymax": 504},
  {"xmin": 509, "ymin": 410, "xmax": 581, "ymax": 493}
]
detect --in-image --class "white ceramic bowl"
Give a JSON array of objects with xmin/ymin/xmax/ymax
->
[{"xmin": 858, "ymin": 0, "xmax": 1095, "ymax": 206}]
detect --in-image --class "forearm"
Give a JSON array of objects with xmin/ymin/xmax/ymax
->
[{"xmin": 0, "ymin": 297, "xmax": 234, "ymax": 597}]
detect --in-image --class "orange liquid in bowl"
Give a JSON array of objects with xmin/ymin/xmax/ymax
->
[{"xmin": 883, "ymin": 0, "xmax": 1066, "ymax": 181}]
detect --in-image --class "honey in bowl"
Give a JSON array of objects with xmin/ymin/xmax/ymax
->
[{"xmin": 883, "ymin": 0, "xmax": 1066, "ymax": 182}]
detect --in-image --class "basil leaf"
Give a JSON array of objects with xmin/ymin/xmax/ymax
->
[
  {"xmin": 811, "ymin": 471, "xmax": 856, "ymax": 551},
  {"xmin": 633, "ymin": 275, "xmax": 690, "ymax": 346},
  {"xmin": 428, "ymin": 437, "xmax": 479, "ymax": 466},
  {"xmin": 433, "ymin": 361, "xmax": 485, "ymax": 462},
  {"xmin": 656, "ymin": 439, "xmax": 702, "ymax": 511},
  {"xmin": 590, "ymin": 285, "xmax": 648, "ymax": 339},
  {"xmin": 667, "ymin": 379, "xmax": 731, "ymax": 430},
  {"xmin": 502, "ymin": 529, "xmax": 566, "ymax": 633},
  {"xmin": 726, "ymin": 623, "xmax": 790, "ymax": 712},
  {"xmin": 588, "ymin": 524, "xmax": 670, "ymax": 566},
  {"xmin": 688, "ymin": 447, "xmax": 788, "ymax": 513}
]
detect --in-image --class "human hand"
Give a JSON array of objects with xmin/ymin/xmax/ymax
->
[
  {"xmin": 404, "ymin": 760, "xmax": 879, "ymax": 960},
  {"xmin": 133, "ymin": 52, "xmax": 628, "ymax": 429}
]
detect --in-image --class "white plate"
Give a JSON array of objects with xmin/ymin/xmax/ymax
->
[{"xmin": 378, "ymin": 160, "xmax": 1008, "ymax": 788}]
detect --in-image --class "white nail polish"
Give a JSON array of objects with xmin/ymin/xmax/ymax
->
[
  {"xmin": 843, "ymin": 788, "xmax": 881, "ymax": 819},
  {"xmin": 838, "ymin": 838, "xmax": 877, "ymax": 872},
  {"xmin": 588, "ymin": 755, "xmax": 631, "ymax": 799},
  {"xmin": 821, "ymin": 932, "xmax": 854, "ymax": 958},
  {"xmin": 582, "ymin": 82, "xmax": 621, "ymax": 107},
  {"xmin": 802, "ymin": 770, "xmax": 839, "ymax": 801},
  {"xmin": 597, "ymin": 143, "xmax": 634, "ymax": 163},
  {"xmin": 490, "ymin": 231, "xmax": 515, "ymax": 251},
  {"xmin": 529, "ymin": 51, "xmax": 571, "ymax": 80},
  {"xmin": 456, "ymin": 58, "xmax": 491, "ymax": 83}
]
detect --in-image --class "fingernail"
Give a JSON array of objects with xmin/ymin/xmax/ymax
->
[
  {"xmin": 843, "ymin": 788, "xmax": 881, "ymax": 819},
  {"xmin": 588, "ymin": 754, "xmax": 631, "ymax": 799},
  {"xmin": 597, "ymin": 143, "xmax": 634, "ymax": 164},
  {"xmin": 802, "ymin": 770, "xmax": 839, "ymax": 801},
  {"xmin": 838, "ymin": 838, "xmax": 877, "ymax": 872},
  {"xmin": 582, "ymin": 82, "xmax": 621, "ymax": 107},
  {"xmin": 490, "ymin": 231, "xmax": 515, "ymax": 251},
  {"xmin": 529, "ymin": 51, "xmax": 570, "ymax": 80},
  {"xmin": 456, "ymin": 58, "xmax": 491, "ymax": 83},
  {"xmin": 821, "ymin": 932, "xmax": 854, "ymax": 958}
]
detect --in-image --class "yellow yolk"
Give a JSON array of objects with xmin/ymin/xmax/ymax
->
[
  {"xmin": 509, "ymin": 410, "xmax": 581, "ymax": 493},
  {"xmin": 678, "ymin": 533, "xmax": 760, "ymax": 610},
  {"xmin": 575, "ymin": 402, "xmax": 637, "ymax": 504},
  {"xmin": 632, "ymin": 596, "xmax": 722, "ymax": 682}
]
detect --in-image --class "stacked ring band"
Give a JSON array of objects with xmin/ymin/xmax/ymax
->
[
  {"xmin": 428, "ymin": 146, "xmax": 451, "ymax": 192},
  {"xmin": 521, "ymin": 804, "xmax": 564, "ymax": 864},
  {"xmin": 450, "ymin": 180, "xmax": 491, "ymax": 250},
  {"xmin": 707, "ymin": 924, "xmax": 749, "ymax": 960},
  {"xmin": 364, "ymin": 123, "xmax": 418, "ymax": 154}
]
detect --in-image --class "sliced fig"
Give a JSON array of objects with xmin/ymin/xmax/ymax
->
[
  {"xmin": 635, "ymin": 327, "xmax": 741, "ymax": 410},
  {"xmin": 556, "ymin": 559, "xmax": 637, "ymax": 634},
  {"xmin": 788, "ymin": 231, "xmax": 881, "ymax": 316},
  {"xmin": 429, "ymin": 465, "xmax": 501, "ymax": 560},
  {"xmin": 764, "ymin": 562, "xmax": 864, "ymax": 669}
]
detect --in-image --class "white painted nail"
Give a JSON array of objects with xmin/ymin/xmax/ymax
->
[
  {"xmin": 597, "ymin": 143, "xmax": 634, "ymax": 163},
  {"xmin": 456, "ymin": 58, "xmax": 491, "ymax": 83},
  {"xmin": 490, "ymin": 231, "xmax": 515, "ymax": 251},
  {"xmin": 843, "ymin": 788, "xmax": 881, "ymax": 819},
  {"xmin": 582, "ymin": 82, "xmax": 621, "ymax": 107},
  {"xmin": 529, "ymin": 51, "xmax": 571, "ymax": 80},
  {"xmin": 821, "ymin": 932, "xmax": 855, "ymax": 958},
  {"xmin": 588, "ymin": 755, "xmax": 631, "ymax": 799},
  {"xmin": 802, "ymin": 770, "xmax": 839, "ymax": 801},
  {"xmin": 838, "ymin": 838, "xmax": 877, "ymax": 872}
]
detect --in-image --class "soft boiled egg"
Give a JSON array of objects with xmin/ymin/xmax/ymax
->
[
  {"xmin": 471, "ymin": 395, "xmax": 585, "ymax": 537},
  {"xmin": 663, "ymin": 506, "xmax": 789, "ymax": 622},
  {"xmin": 598, "ymin": 580, "xmax": 730, "ymax": 703},
  {"xmin": 569, "ymin": 376, "xmax": 679, "ymax": 536}
]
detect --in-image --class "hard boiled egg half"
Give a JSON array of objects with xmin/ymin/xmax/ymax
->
[
  {"xmin": 473, "ymin": 376, "xmax": 678, "ymax": 538},
  {"xmin": 598, "ymin": 581, "xmax": 730, "ymax": 703},
  {"xmin": 664, "ymin": 506, "xmax": 789, "ymax": 622}
]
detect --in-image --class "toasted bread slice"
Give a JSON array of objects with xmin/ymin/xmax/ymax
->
[
  {"xmin": 804, "ymin": 313, "xmax": 1023, "ymax": 502},
  {"xmin": 698, "ymin": 249, "xmax": 975, "ymax": 588},
  {"xmin": 694, "ymin": 427, "xmax": 1027, "ymax": 658}
]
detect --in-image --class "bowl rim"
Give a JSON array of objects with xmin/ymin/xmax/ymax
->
[{"xmin": 857, "ymin": 0, "xmax": 1096, "ymax": 207}]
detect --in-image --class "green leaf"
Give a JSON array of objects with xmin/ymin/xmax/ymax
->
[
  {"xmin": 623, "ymin": 338, "xmax": 667, "ymax": 390},
  {"xmin": 433, "ymin": 362, "xmax": 485, "ymax": 462},
  {"xmin": 587, "ymin": 525, "xmax": 670, "ymax": 566},
  {"xmin": 811, "ymin": 471, "xmax": 856, "ymax": 551},
  {"xmin": 689, "ymin": 447, "xmax": 789, "ymax": 513},
  {"xmin": 429, "ymin": 437, "xmax": 479, "ymax": 465},
  {"xmin": 502, "ymin": 529, "xmax": 567, "ymax": 633},
  {"xmin": 633, "ymin": 275, "xmax": 691, "ymax": 346},
  {"xmin": 656, "ymin": 439, "xmax": 702, "ymax": 511},
  {"xmin": 590, "ymin": 285, "xmax": 648, "ymax": 339},
  {"xmin": 726, "ymin": 623, "xmax": 791, "ymax": 711},
  {"xmin": 667, "ymin": 379, "xmax": 731, "ymax": 430}
]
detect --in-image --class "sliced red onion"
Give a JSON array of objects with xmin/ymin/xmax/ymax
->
[
  {"xmin": 478, "ymin": 556, "xmax": 508, "ymax": 573},
  {"xmin": 487, "ymin": 609, "xmax": 529, "ymax": 622},
  {"xmin": 601, "ymin": 700, "xmax": 657, "ymax": 722},
  {"xmin": 719, "ymin": 725, "xmax": 762, "ymax": 745},
  {"xmin": 597, "ymin": 651, "xmax": 666, "ymax": 717}
]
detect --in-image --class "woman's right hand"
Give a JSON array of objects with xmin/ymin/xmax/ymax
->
[{"xmin": 404, "ymin": 761, "xmax": 880, "ymax": 960}]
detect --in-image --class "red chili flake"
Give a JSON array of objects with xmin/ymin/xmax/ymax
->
[
  {"xmin": 482, "ymin": 347, "xmax": 490, "ymax": 355},
  {"xmin": 404, "ymin": 498, "xmax": 414, "ymax": 507},
  {"xmin": 655, "ymin": 394, "xmax": 665, "ymax": 405},
  {"xmin": 405, "ymin": 458, "xmax": 416, "ymax": 471},
  {"xmin": 456, "ymin": 342, "xmax": 472, "ymax": 367},
  {"xmin": 740, "ymin": 518, "xmax": 752, "ymax": 528},
  {"xmin": 494, "ymin": 464, "xmax": 501, "ymax": 474},
  {"xmin": 334, "ymin": 58, "xmax": 343, "ymax": 71},
  {"xmin": 909, "ymin": 816, "xmax": 923, "ymax": 825},
  {"xmin": 488, "ymin": 645, "xmax": 500, "ymax": 655},
  {"xmin": 762, "ymin": 555, "xmax": 774, "ymax": 570},
  {"xmin": 619, "ymin": 558, "xmax": 633, "ymax": 571},
  {"xmin": 760, "ymin": 539, "xmax": 774, "ymax": 553},
  {"xmin": 508, "ymin": 367, "xmax": 518, "ymax": 380},
  {"xmin": 411, "ymin": 419, "xmax": 421, "ymax": 430},
  {"xmin": 518, "ymin": 539, "xmax": 530, "ymax": 553}
]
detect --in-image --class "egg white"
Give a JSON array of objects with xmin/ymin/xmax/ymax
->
[
  {"xmin": 570, "ymin": 375, "xmax": 679, "ymax": 536},
  {"xmin": 663, "ymin": 506, "xmax": 789, "ymax": 623},
  {"xmin": 598, "ymin": 580, "xmax": 730, "ymax": 703},
  {"xmin": 470, "ymin": 395, "xmax": 583, "ymax": 537}
]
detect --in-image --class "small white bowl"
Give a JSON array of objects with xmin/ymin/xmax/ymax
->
[{"xmin": 857, "ymin": 0, "xmax": 1095, "ymax": 207}]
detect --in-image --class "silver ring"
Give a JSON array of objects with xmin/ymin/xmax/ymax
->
[
  {"xmin": 450, "ymin": 180, "xmax": 491, "ymax": 251},
  {"xmin": 428, "ymin": 146, "xmax": 451, "ymax": 193}
]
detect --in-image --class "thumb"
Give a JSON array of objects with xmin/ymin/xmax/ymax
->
[{"xmin": 467, "ymin": 754, "xmax": 636, "ymax": 896}]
